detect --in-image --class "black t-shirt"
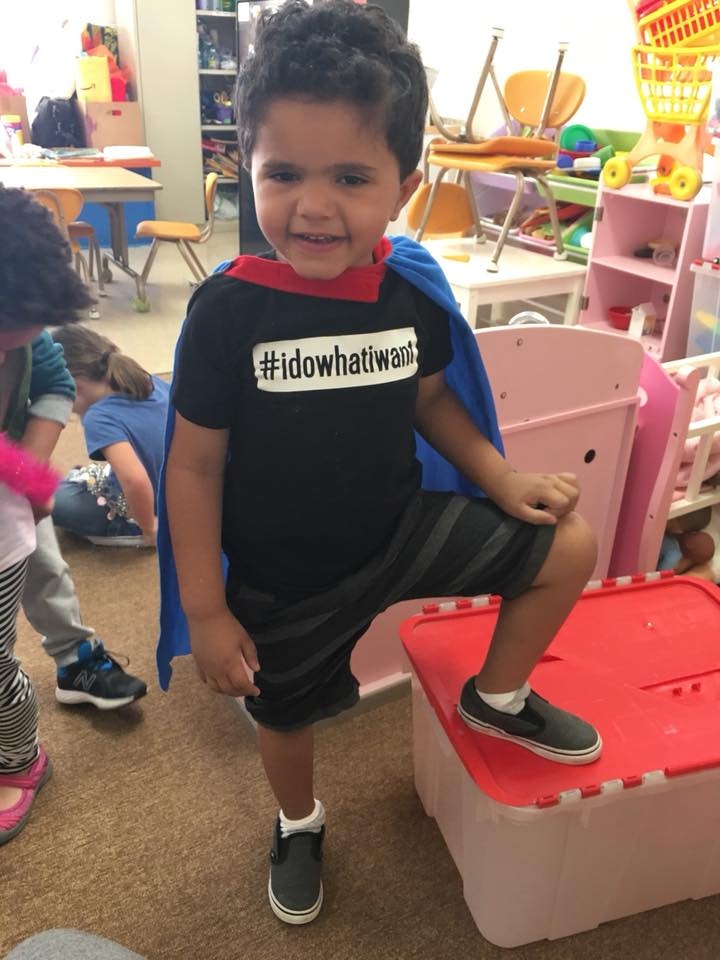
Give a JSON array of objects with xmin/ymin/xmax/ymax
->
[{"xmin": 172, "ymin": 254, "xmax": 452, "ymax": 593}]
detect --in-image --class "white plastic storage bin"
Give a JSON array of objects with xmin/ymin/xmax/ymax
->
[
  {"xmin": 401, "ymin": 576, "xmax": 720, "ymax": 948},
  {"xmin": 687, "ymin": 259, "xmax": 720, "ymax": 356},
  {"xmin": 700, "ymin": 141, "xmax": 720, "ymax": 261}
]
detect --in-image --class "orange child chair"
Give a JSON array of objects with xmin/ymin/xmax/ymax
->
[
  {"xmin": 411, "ymin": 30, "xmax": 586, "ymax": 272},
  {"xmin": 407, "ymin": 140, "xmax": 480, "ymax": 240},
  {"xmin": 30, "ymin": 188, "xmax": 103, "ymax": 319},
  {"xmin": 135, "ymin": 173, "xmax": 220, "ymax": 286}
]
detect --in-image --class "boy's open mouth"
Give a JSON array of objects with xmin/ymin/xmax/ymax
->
[{"xmin": 293, "ymin": 233, "xmax": 345, "ymax": 244}]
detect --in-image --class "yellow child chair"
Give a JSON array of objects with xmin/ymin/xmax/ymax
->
[
  {"xmin": 135, "ymin": 173, "xmax": 220, "ymax": 285},
  {"xmin": 410, "ymin": 30, "xmax": 586, "ymax": 272},
  {"xmin": 30, "ymin": 188, "xmax": 103, "ymax": 319}
]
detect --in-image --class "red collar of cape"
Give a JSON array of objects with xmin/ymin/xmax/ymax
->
[{"xmin": 223, "ymin": 237, "xmax": 391, "ymax": 303}]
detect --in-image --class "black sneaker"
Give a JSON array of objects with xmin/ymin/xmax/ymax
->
[
  {"xmin": 457, "ymin": 678, "xmax": 602, "ymax": 765},
  {"xmin": 56, "ymin": 641, "xmax": 147, "ymax": 710},
  {"xmin": 268, "ymin": 817, "xmax": 324, "ymax": 925}
]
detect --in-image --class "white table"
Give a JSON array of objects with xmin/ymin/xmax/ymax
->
[
  {"xmin": 422, "ymin": 238, "xmax": 588, "ymax": 327},
  {"xmin": 0, "ymin": 164, "xmax": 162, "ymax": 307}
]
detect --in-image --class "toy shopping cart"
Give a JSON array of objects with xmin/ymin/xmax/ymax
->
[
  {"xmin": 604, "ymin": 0, "xmax": 720, "ymax": 200},
  {"xmin": 637, "ymin": 0, "xmax": 720, "ymax": 47}
]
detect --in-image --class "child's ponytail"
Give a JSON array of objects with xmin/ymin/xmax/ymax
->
[
  {"xmin": 104, "ymin": 349, "xmax": 152, "ymax": 400},
  {"xmin": 51, "ymin": 325, "xmax": 152, "ymax": 401}
]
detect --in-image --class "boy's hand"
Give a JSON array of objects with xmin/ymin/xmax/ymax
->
[
  {"xmin": 188, "ymin": 609, "xmax": 261, "ymax": 698},
  {"xmin": 488, "ymin": 471, "xmax": 580, "ymax": 526}
]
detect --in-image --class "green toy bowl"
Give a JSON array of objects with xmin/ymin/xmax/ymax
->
[{"xmin": 559, "ymin": 124, "xmax": 595, "ymax": 151}]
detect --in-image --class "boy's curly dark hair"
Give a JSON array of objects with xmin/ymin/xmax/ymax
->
[
  {"xmin": 235, "ymin": 0, "xmax": 428, "ymax": 179},
  {"xmin": 0, "ymin": 187, "xmax": 93, "ymax": 331}
]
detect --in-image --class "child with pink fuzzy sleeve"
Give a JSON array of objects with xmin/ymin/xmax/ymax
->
[{"xmin": 0, "ymin": 186, "xmax": 92, "ymax": 844}]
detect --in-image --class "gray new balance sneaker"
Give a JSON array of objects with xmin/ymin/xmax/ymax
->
[
  {"xmin": 268, "ymin": 817, "xmax": 324, "ymax": 925},
  {"xmin": 457, "ymin": 679, "xmax": 602, "ymax": 765}
]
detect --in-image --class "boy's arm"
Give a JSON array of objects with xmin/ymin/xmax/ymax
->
[
  {"xmin": 102, "ymin": 441, "xmax": 157, "ymax": 544},
  {"xmin": 165, "ymin": 412, "xmax": 259, "ymax": 697},
  {"xmin": 415, "ymin": 372, "xmax": 579, "ymax": 524}
]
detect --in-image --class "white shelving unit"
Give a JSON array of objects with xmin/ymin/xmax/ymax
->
[
  {"xmin": 115, "ymin": 0, "xmax": 206, "ymax": 222},
  {"xmin": 196, "ymin": 3, "xmax": 239, "ymax": 222},
  {"xmin": 687, "ymin": 150, "xmax": 720, "ymax": 356}
]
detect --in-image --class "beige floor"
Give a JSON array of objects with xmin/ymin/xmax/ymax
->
[{"xmin": 84, "ymin": 226, "xmax": 241, "ymax": 376}]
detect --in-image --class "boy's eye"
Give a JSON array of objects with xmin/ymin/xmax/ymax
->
[
  {"xmin": 269, "ymin": 171, "xmax": 298, "ymax": 183},
  {"xmin": 338, "ymin": 174, "xmax": 368, "ymax": 187}
]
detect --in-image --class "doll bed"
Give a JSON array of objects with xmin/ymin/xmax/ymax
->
[
  {"xmin": 355, "ymin": 337, "xmax": 720, "ymax": 709},
  {"xmin": 610, "ymin": 350, "xmax": 720, "ymax": 577}
]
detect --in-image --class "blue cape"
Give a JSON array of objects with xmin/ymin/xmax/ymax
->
[{"xmin": 156, "ymin": 235, "xmax": 502, "ymax": 690}]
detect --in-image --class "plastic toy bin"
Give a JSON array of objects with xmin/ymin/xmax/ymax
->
[
  {"xmin": 687, "ymin": 260, "xmax": 720, "ymax": 356},
  {"xmin": 401, "ymin": 574, "xmax": 720, "ymax": 948}
]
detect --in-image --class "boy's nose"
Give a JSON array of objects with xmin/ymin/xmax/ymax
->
[{"xmin": 296, "ymin": 184, "xmax": 334, "ymax": 219}]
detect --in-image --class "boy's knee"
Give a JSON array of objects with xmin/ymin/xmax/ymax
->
[{"xmin": 549, "ymin": 512, "xmax": 597, "ymax": 578}]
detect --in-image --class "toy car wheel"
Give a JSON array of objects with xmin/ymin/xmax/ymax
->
[
  {"xmin": 602, "ymin": 157, "xmax": 631, "ymax": 190},
  {"xmin": 669, "ymin": 165, "xmax": 702, "ymax": 201}
]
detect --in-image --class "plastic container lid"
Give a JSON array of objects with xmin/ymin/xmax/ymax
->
[
  {"xmin": 573, "ymin": 157, "xmax": 601, "ymax": 171},
  {"xmin": 401, "ymin": 576, "xmax": 720, "ymax": 808},
  {"xmin": 507, "ymin": 311, "xmax": 550, "ymax": 326}
]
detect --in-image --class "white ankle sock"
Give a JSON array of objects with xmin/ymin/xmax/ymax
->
[
  {"xmin": 476, "ymin": 682, "xmax": 531, "ymax": 716},
  {"xmin": 280, "ymin": 798, "xmax": 325, "ymax": 838}
]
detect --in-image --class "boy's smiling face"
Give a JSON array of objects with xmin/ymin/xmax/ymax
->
[{"xmin": 251, "ymin": 97, "xmax": 421, "ymax": 280}]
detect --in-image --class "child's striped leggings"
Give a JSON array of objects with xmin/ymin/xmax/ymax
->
[{"xmin": 0, "ymin": 559, "xmax": 39, "ymax": 774}]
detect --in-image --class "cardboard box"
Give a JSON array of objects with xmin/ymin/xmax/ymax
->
[
  {"xmin": 0, "ymin": 95, "xmax": 30, "ymax": 143},
  {"xmin": 77, "ymin": 101, "xmax": 144, "ymax": 149}
]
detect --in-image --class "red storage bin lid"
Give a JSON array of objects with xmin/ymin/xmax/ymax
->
[{"xmin": 401, "ymin": 575, "xmax": 720, "ymax": 808}]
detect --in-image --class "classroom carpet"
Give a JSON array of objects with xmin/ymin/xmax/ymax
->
[{"xmin": 3, "ymin": 419, "xmax": 720, "ymax": 960}]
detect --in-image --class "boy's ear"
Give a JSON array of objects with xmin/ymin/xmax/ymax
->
[{"xmin": 390, "ymin": 169, "xmax": 423, "ymax": 221}]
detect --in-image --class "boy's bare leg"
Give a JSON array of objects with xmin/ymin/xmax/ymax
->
[
  {"xmin": 475, "ymin": 512, "xmax": 597, "ymax": 693},
  {"xmin": 259, "ymin": 722, "xmax": 324, "ymax": 926},
  {"xmin": 458, "ymin": 512, "xmax": 601, "ymax": 764},
  {"xmin": 257, "ymin": 723, "xmax": 315, "ymax": 819}
]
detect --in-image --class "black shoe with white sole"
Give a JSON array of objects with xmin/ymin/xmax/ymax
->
[
  {"xmin": 56, "ymin": 641, "xmax": 147, "ymax": 710},
  {"xmin": 458, "ymin": 679, "xmax": 602, "ymax": 765},
  {"xmin": 269, "ymin": 817, "xmax": 324, "ymax": 925}
]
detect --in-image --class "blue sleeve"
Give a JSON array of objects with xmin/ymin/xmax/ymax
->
[
  {"xmin": 29, "ymin": 332, "xmax": 76, "ymax": 402},
  {"xmin": 83, "ymin": 405, "xmax": 129, "ymax": 460}
]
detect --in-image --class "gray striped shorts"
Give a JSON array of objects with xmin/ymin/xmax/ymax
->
[{"xmin": 230, "ymin": 491, "xmax": 555, "ymax": 730}]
